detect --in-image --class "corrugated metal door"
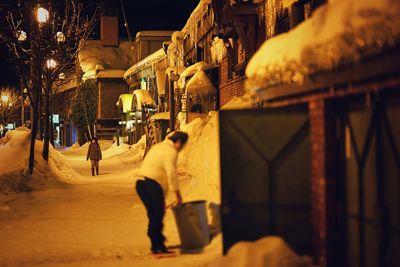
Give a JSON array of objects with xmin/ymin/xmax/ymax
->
[{"xmin": 219, "ymin": 105, "xmax": 311, "ymax": 254}]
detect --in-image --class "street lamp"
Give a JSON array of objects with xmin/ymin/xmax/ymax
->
[
  {"xmin": 17, "ymin": 30, "xmax": 27, "ymax": 41},
  {"xmin": 56, "ymin": 31, "xmax": 66, "ymax": 43},
  {"xmin": 46, "ymin": 59, "xmax": 57, "ymax": 69},
  {"xmin": 1, "ymin": 94, "xmax": 9, "ymax": 104},
  {"xmin": 36, "ymin": 7, "xmax": 49, "ymax": 23}
]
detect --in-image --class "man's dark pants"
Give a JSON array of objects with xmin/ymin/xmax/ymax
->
[{"xmin": 136, "ymin": 178, "xmax": 166, "ymax": 252}]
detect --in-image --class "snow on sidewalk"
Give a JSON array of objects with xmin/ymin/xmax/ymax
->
[
  {"xmin": 0, "ymin": 123, "xmax": 222, "ymax": 266},
  {"xmin": 0, "ymin": 180, "xmax": 221, "ymax": 267}
]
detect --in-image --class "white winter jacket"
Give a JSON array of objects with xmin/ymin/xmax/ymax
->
[{"xmin": 138, "ymin": 139, "xmax": 180, "ymax": 195}]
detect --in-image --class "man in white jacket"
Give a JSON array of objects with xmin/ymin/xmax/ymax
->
[{"xmin": 136, "ymin": 131, "xmax": 188, "ymax": 254}]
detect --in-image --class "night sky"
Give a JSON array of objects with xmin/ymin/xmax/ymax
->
[{"xmin": 0, "ymin": 0, "xmax": 200, "ymax": 88}]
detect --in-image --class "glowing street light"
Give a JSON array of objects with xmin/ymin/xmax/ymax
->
[
  {"xmin": 36, "ymin": 7, "xmax": 49, "ymax": 23},
  {"xmin": 1, "ymin": 94, "xmax": 9, "ymax": 104},
  {"xmin": 17, "ymin": 30, "xmax": 27, "ymax": 41},
  {"xmin": 46, "ymin": 59, "xmax": 57, "ymax": 69},
  {"xmin": 56, "ymin": 31, "xmax": 66, "ymax": 43}
]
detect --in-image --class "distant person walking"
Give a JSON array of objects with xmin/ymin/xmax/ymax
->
[
  {"xmin": 136, "ymin": 131, "xmax": 188, "ymax": 255},
  {"xmin": 86, "ymin": 137, "xmax": 102, "ymax": 176}
]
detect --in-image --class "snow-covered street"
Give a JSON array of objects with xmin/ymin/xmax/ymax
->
[{"xmin": 0, "ymin": 136, "xmax": 221, "ymax": 267}]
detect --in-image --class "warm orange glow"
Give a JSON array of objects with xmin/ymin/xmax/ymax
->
[
  {"xmin": 1, "ymin": 94, "xmax": 9, "ymax": 103},
  {"xmin": 46, "ymin": 59, "xmax": 57, "ymax": 69},
  {"xmin": 56, "ymin": 32, "xmax": 66, "ymax": 43},
  {"xmin": 17, "ymin": 30, "xmax": 27, "ymax": 41}
]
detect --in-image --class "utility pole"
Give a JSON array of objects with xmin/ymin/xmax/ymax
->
[{"xmin": 169, "ymin": 71, "xmax": 180, "ymax": 132}]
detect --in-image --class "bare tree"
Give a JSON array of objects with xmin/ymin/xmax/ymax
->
[{"xmin": 0, "ymin": 0, "xmax": 99, "ymax": 174}]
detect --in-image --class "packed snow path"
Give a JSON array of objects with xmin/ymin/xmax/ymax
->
[{"xmin": 0, "ymin": 144, "xmax": 220, "ymax": 267}]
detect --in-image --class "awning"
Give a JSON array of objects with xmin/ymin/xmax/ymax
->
[
  {"xmin": 186, "ymin": 70, "xmax": 216, "ymax": 96},
  {"xmin": 132, "ymin": 89, "xmax": 156, "ymax": 110},
  {"xmin": 116, "ymin": 94, "xmax": 133, "ymax": 113}
]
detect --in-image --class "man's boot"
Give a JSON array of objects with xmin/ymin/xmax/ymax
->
[
  {"xmin": 96, "ymin": 167, "xmax": 99, "ymax": 175},
  {"xmin": 91, "ymin": 168, "xmax": 95, "ymax": 176}
]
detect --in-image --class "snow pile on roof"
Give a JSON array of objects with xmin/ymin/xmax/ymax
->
[
  {"xmin": 132, "ymin": 89, "xmax": 156, "ymax": 110},
  {"xmin": 186, "ymin": 70, "xmax": 217, "ymax": 95},
  {"xmin": 0, "ymin": 127, "xmax": 80, "ymax": 194},
  {"xmin": 207, "ymin": 236, "xmax": 314, "ymax": 267},
  {"xmin": 124, "ymin": 48, "xmax": 166, "ymax": 79},
  {"xmin": 96, "ymin": 69, "xmax": 126, "ymax": 79},
  {"xmin": 178, "ymin": 61, "xmax": 218, "ymax": 89},
  {"xmin": 182, "ymin": 0, "xmax": 212, "ymax": 35},
  {"xmin": 79, "ymin": 40, "xmax": 134, "ymax": 80},
  {"xmin": 177, "ymin": 111, "xmax": 220, "ymax": 204},
  {"xmin": 60, "ymin": 137, "xmax": 144, "ymax": 164},
  {"xmin": 221, "ymin": 94, "xmax": 258, "ymax": 110},
  {"xmin": 246, "ymin": 0, "xmax": 400, "ymax": 91}
]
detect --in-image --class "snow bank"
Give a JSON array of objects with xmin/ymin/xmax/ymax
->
[
  {"xmin": 106, "ymin": 136, "xmax": 146, "ymax": 165},
  {"xmin": 0, "ymin": 127, "xmax": 80, "ymax": 194},
  {"xmin": 0, "ymin": 127, "xmax": 31, "ymax": 175},
  {"xmin": 61, "ymin": 140, "xmax": 113, "ymax": 157},
  {"xmin": 177, "ymin": 112, "xmax": 220, "ymax": 205},
  {"xmin": 207, "ymin": 236, "xmax": 314, "ymax": 267},
  {"xmin": 174, "ymin": 93, "xmax": 262, "ymax": 204},
  {"xmin": 246, "ymin": 0, "xmax": 400, "ymax": 91}
]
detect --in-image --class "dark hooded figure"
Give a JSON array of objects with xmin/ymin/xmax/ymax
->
[{"xmin": 86, "ymin": 137, "xmax": 102, "ymax": 176}]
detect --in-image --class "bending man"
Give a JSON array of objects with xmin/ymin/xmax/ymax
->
[{"xmin": 136, "ymin": 131, "xmax": 188, "ymax": 254}]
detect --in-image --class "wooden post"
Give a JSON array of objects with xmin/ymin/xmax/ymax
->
[{"xmin": 169, "ymin": 78, "xmax": 175, "ymax": 132}]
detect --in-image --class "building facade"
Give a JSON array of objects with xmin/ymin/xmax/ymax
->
[{"xmin": 216, "ymin": 1, "xmax": 400, "ymax": 267}]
